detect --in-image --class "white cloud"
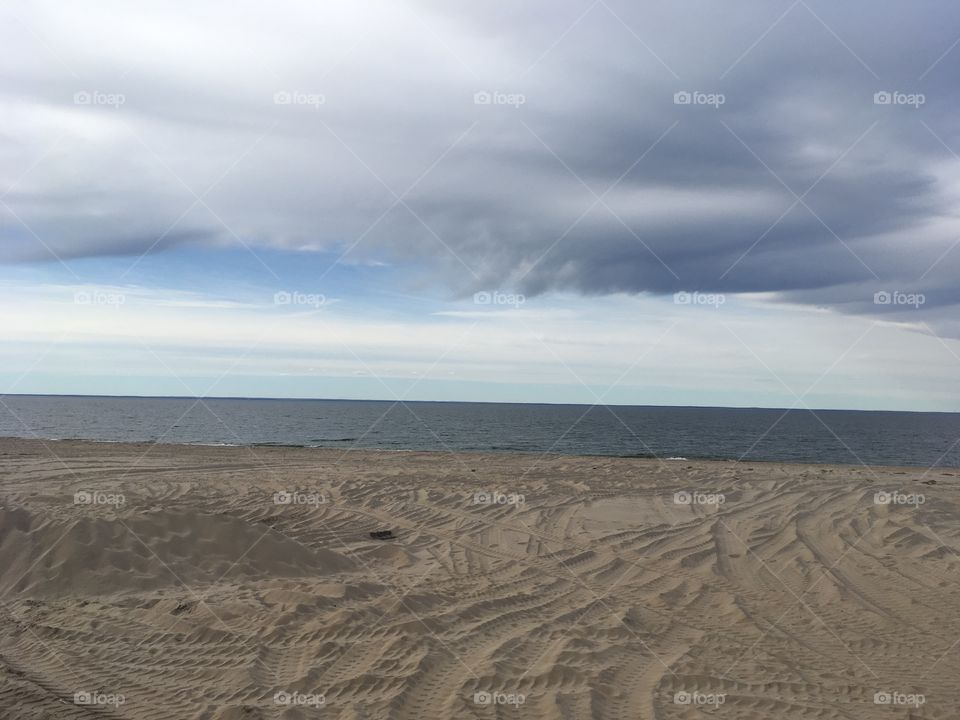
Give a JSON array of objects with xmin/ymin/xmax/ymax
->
[{"xmin": 1, "ymin": 282, "xmax": 958, "ymax": 409}]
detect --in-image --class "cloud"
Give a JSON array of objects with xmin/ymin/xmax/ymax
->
[
  {"xmin": 2, "ymin": 0, "xmax": 960, "ymax": 333},
  {"xmin": 2, "ymin": 280, "xmax": 957, "ymax": 410}
]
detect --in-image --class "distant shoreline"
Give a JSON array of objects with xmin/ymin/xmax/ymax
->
[
  {"xmin": 2, "ymin": 392, "xmax": 956, "ymax": 415},
  {"xmin": 1, "ymin": 436, "xmax": 951, "ymax": 474}
]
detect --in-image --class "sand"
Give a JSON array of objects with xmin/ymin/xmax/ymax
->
[{"xmin": 0, "ymin": 437, "xmax": 958, "ymax": 718}]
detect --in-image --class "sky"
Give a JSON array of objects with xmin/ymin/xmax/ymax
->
[{"xmin": 1, "ymin": 0, "xmax": 959, "ymax": 411}]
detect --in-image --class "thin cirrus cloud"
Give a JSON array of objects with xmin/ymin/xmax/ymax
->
[{"xmin": 1, "ymin": 1, "xmax": 960, "ymax": 339}]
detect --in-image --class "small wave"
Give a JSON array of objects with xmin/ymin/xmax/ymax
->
[{"xmin": 251, "ymin": 442, "xmax": 309, "ymax": 448}]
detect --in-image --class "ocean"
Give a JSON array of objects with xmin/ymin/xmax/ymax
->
[{"xmin": 0, "ymin": 395, "xmax": 957, "ymax": 468}]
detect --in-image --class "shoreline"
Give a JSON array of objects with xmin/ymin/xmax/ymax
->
[{"xmin": 2, "ymin": 434, "xmax": 957, "ymax": 474}]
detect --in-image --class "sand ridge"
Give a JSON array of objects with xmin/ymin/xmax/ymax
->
[{"xmin": 0, "ymin": 438, "xmax": 958, "ymax": 718}]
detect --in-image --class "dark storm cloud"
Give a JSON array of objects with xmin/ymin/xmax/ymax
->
[{"xmin": 2, "ymin": 0, "xmax": 960, "ymax": 327}]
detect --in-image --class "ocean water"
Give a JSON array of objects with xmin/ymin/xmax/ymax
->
[{"xmin": 0, "ymin": 395, "xmax": 958, "ymax": 468}]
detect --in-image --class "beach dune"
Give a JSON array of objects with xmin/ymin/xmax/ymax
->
[{"xmin": 0, "ymin": 438, "xmax": 957, "ymax": 718}]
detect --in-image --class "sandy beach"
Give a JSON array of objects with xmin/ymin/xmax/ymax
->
[{"xmin": 1, "ymin": 437, "xmax": 958, "ymax": 718}]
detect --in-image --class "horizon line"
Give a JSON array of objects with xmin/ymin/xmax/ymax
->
[{"xmin": 1, "ymin": 392, "xmax": 956, "ymax": 415}]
